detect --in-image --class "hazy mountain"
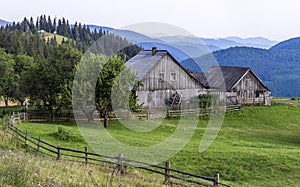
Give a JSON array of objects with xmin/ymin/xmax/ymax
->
[
  {"xmin": 201, "ymin": 38, "xmax": 241, "ymax": 49},
  {"xmin": 225, "ymin": 36, "xmax": 278, "ymax": 49},
  {"xmin": 270, "ymin": 37, "xmax": 300, "ymax": 51},
  {"xmin": 86, "ymin": 24, "xmax": 276, "ymax": 53},
  {"xmin": 87, "ymin": 25, "xmax": 113, "ymax": 32},
  {"xmin": 103, "ymin": 29, "xmax": 207, "ymax": 68},
  {"xmin": 156, "ymin": 36, "xmax": 277, "ymax": 51},
  {"xmin": 0, "ymin": 19, "xmax": 10, "ymax": 26},
  {"xmin": 156, "ymin": 36, "xmax": 220, "ymax": 53},
  {"xmin": 111, "ymin": 29, "xmax": 163, "ymax": 44}
]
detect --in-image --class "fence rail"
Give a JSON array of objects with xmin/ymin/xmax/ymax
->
[
  {"xmin": 167, "ymin": 105, "xmax": 241, "ymax": 118},
  {"xmin": 7, "ymin": 112, "xmax": 231, "ymax": 187}
]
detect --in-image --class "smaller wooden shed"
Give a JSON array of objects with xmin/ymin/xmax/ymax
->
[{"xmin": 192, "ymin": 66, "xmax": 271, "ymax": 105}]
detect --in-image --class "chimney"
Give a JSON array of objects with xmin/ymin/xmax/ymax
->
[{"xmin": 152, "ymin": 47, "xmax": 157, "ymax": 56}]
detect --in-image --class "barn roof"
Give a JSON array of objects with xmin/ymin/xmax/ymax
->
[
  {"xmin": 126, "ymin": 49, "xmax": 207, "ymax": 88},
  {"xmin": 191, "ymin": 66, "xmax": 269, "ymax": 90},
  {"xmin": 125, "ymin": 50, "xmax": 168, "ymax": 80}
]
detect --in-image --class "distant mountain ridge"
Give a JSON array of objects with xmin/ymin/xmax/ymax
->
[
  {"xmin": 225, "ymin": 36, "xmax": 278, "ymax": 49},
  {"xmin": 86, "ymin": 24, "xmax": 278, "ymax": 53},
  {"xmin": 87, "ymin": 25, "xmax": 113, "ymax": 32},
  {"xmin": 0, "ymin": 19, "xmax": 10, "ymax": 26},
  {"xmin": 156, "ymin": 35, "xmax": 278, "ymax": 51}
]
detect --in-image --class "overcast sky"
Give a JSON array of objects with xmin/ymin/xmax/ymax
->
[{"xmin": 2, "ymin": 0, "xmax": 300, "ymax": 41}]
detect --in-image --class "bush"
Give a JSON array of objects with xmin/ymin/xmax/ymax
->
[
  {"xmin": 191, "ymin": 94, "xmax": 220, "ymax": 109},
  {"xmin": 51, "ymin": 126, "xmax": 83, "ymax": 142},
  {"xmin": 291, "ymin": 97, "xmax": 300, "ymax": 100}
]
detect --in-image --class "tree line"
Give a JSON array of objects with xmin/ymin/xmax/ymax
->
[{"xmin": 0, "ymin": 15, "xmax": 140, "ymax": 55}]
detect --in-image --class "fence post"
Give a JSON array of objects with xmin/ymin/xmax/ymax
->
[
  {"xmin": 37, "ymin": 136, "xmax": 41, "ymax": 151},
  {"xmin": 25, "ymin": 130, "xmax": 28, "ymax": 146},
  {"xmin": 147, "ymin": 110, "xmax": 150, "ymax": 120},
  {"xmin": 164, "ymin": 161, "xmax": 171, "ymax": 184},
  {"xmin": 57, "ymin": 146, "xmax": 61, "ymax": 160},
  {"xmin": 85, "ymin": 146, "xmax": 88, "ymax": 165},
  {"xmin": 214, "ymin": 172, "xmax": 219, "ymax": 186},
  {"xmin": 18, "ymin": 112, "xmax": 21, "ymax": 123},
  {"xmin": 117, "ymin": 154, "xmax": 123, "ymax": 172},
  {"xmin": 15, "ymin": 126, "xmax": 19, "ymax": 145}
]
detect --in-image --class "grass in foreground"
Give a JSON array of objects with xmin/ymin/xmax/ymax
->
[
  {"xmin": 9, "ymin": 105, "xmax": 300, "ymax": 186},
  {"xmin": 0, "ymin": 126, "xmax": 166, "ymax": 187}
]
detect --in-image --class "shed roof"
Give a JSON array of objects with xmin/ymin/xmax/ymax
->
[{"xmin": 192, "ymin": 66, "xmax": 269, "ymax": 90}]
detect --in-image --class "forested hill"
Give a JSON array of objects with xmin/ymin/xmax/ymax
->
[
  {"xmin": 187, "ymin": 45, "xmax": 300, "ymax": 97},
  {"xmin": 0, "ymin": 15, "xmax": 140, "ymax": 57},
  {"xmin": 270, "ymin": 37, "xmax": 300, "ymax": 51}
]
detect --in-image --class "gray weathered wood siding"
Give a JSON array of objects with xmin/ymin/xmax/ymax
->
[
  {"xmin": 137, "ymin": 54, "xmax": 202, "ymax": 91},
  {"xmin": 136, "ymin": 54, "xmax": 205, "ymax": 107},
  {"xmin": 234, "ymin": 71, "xmax": 269, "ymax": 104}
]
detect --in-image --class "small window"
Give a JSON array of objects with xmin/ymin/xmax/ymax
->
[
  {"xmin": 159, "ymin": 72, "xmax": 164, "ymax": 81},
  {"xmin": 170, "ymin": 72, "xmax": 176, "ymax": 81}
]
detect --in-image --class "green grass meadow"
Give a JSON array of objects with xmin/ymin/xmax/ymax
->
[
  {"xmin": 42, "ymin": 32, "xmax": 72, "ymax": 45},
  {"xmin": 2, "ymin": 105, "xmax": 300, "ymax": 186}
]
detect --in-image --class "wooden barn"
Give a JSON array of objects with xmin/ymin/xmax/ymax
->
[
  {"xmin": 125, "ymin": 47, "xmax": 207, "ymax": 110},
  {"xmin": 192, "ymin": 66, "xmax": 271, "ymax": 105}
]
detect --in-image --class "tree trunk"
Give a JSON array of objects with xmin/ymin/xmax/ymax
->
[
  {"xmin": 4, "ymin": 98, "xmax": 8, "ymax": 107},
  {"xmin": 103, "ymin": 110, "xmax": 108, "ymax": 128},
  {"xmin": 49, "ymin": 110, "xmax": 55, "ymax": 123}
]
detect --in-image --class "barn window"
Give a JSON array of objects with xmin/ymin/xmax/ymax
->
[
  {"xmin": 159, "ymin": 72, "xmax": 164, "ymax": 81},
  {"xmin": 170, "ymin": 72, "xmax": 176, "ymax": 81}
]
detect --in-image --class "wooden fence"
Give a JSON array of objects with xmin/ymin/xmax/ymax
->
[
  {"xmin": 167, "ymin": 105, "xmax": 241, "ymax": 118},
  {"xmin": 7, "ymin": 113, "xmax": 231, "ymax": 187}
]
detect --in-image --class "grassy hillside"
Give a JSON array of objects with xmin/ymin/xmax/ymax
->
[
  {"xmin": 42, "ymin": 32, "xmax": 72, "ymax": 45},
  {"xmin": 2, "ymin": 104, "xmax": 300, "ymax": 186}
]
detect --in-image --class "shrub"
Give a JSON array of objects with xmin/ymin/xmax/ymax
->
[
  {"xmin": 191, "ymin": 94, "xmax": 220, "ymax": 109},
  {"xmin": 51, "ymin": 126, "xmax": 83, "ymax": 142}
]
